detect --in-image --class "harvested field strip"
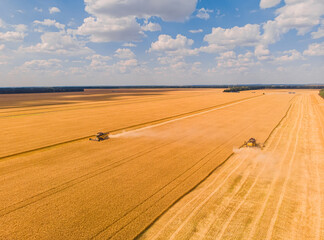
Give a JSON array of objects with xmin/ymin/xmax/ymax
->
[
  {"xmin": 220, "ymin": 99, "xmax": 303, "ymax": 240},
  {"xmin": 140, "ymin": 93, "xmax": 324, "ymax": 240},
  {"xmin": 143, "ymin": 155, "xmax": 249, "ymax": 240},
  {"xmin": 0, "ymin": 95, "xmax": 260, "ymax": 160},
  {"xmin": 245, "ymin": 101, "xmax": 301, "ymax": 239},
  {"xmin": 138, "ymin": 99, "xmax": 292, "ymax": 240},
  {"xmin": 200, "ymin": 101, "xmax": 295, "ymax": 240},
  {"xmin": 141, "ymin": 98, "xmax": 293, "ymax": 240},
  {"xmin": 264, "ymin": 97, "xmax": 304, "ymax": 240}
]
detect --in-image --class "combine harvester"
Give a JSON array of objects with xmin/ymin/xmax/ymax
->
[
  {"xmin": 89, "ymin": 132, "xmax": 110, "ymax": 142},
  {"xmin": 243, "ymin": 138, "xmax": 264, "ymax": 149}
]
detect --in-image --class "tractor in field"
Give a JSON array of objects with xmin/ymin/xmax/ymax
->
[
  {"xmin": 243, "ymin": 138, "xmax": 263, "ymax": 149},
  {"xmin": 89, "ymin": 132, "xmax": 109, "ymax": 141}
]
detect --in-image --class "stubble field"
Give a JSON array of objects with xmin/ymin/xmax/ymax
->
[{"xmin": 0, "ymin": 88, "xmax": 322, "ymax": 239}]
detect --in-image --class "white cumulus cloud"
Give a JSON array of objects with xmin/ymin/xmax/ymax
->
[
  {"xmin": 49, "ymin": 7, "xmax": 61, "ymax": 14},
  {"xmin": 260, "ymin": 0, "xmax": 281, "ymax": 9},
  {"xmin": 275, "ymin": 49, "xmax": 304, "ymax": 62},
  {"xmin": 141, "ymin": 21, "xmax": 161, "ymax": 32},
  {"xmin": 312, "ymin": 19, "xmax": 324, "ymax": 39},
  {"xmin": 114, "ymin": 48, "xmax": 136, "ymax": 59},
  {"xmin": 19, "ymin": 31, "xmax": 92, "ymax": 55},
  {"xmin": 20, "ymin": 59, "xmax": 62, "ymax": 71},
  {"xmin": 77, "ymin": 16, "xmax": 143, "ymax": 42},
  {"xmin": 150, "ymin": 34, "xmax": 194, "ymax": 52},
  {"xmin": 203, "ymin": 24, "xmax": 261, "ymax": 51},
  {"xmin": 122, "ymin": 42, "xmax": 136, "ymax": 47},
  {"xmin": 34, "ymin": 19, "xmax": 65, "ymax": 31},
  {"xmin": 0, "ymin": 31, "xmax": 26, "ymax": 42},
  {"xmin": 189, "ymin": 29, "xmax": 203, "ymax": 34},
  {"xmin": 304, "ymin": 41, "xmax": 324, "ymax": 56},
  {"xmin": 77, "ymin": 0, "xmax": 197, "ymax": 42},
  {"xmin": 196, "ymin": 8, "xmax": 213, "ymax": 20},
  {"xmin": 262, "ymin": 0, "xmax": 324, "ymax": 44}
]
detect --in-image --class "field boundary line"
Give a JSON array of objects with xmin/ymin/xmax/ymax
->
[
  {"xmin": 168, "ymin": 155, "xmax": 257, "ymax": 240},
  {"xmin": 148, "ymin": 154, "xmax": 251, "ymax": 240},
  {"xmin": 263, "ymin": 99, "xmax": 294, "ymax": 146},
  {"xmin": 0, "ymin": 95, "xmax": 262, "ymax": 161}
]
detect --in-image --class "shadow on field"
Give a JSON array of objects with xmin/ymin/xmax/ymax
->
[{"xmin": 0, "ymin": 89, "xmax": 177, "ymax": 108}]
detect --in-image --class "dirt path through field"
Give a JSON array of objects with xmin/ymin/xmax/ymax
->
[{"xmin": 139, "ymin": 92, "xmax": 324, "ymax": 240}]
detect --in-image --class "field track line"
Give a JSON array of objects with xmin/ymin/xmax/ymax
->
[
  {"xmin": 0, "ymin": 95, "xmax": 261, "ymax": 161},
  {"xmin": 133, "ymin": 100, "xmax": 294, "ymax": 240},
  {"xmin": 262, "ymin": 97, "xmax": 294, "ymax": 145},
  {"xmin": 245, "ymin": 97, "xmax": 300, "ymax": 239},
  {"xmin": 264, "ymin": 96, "xmax": 304, "ymax": 240},
  {"xmin": 195, "ymin": 160, "xmax": 257, "ymax": 240},
  {"xmin": 148, "ymin": 153, "xmax": 251, "ymax": 240},
  {"xmin": 157, "ymin": 154, "xmax": 250, "ymax": 240}
]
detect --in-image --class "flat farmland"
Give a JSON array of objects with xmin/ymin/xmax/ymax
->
[
  {"xmin": 140, "ymin": 92, "xmax": 324, "ymax": 240},
  {"xmin": 1, "ymin": 88, "xmax": 321, "ymax": 239}
]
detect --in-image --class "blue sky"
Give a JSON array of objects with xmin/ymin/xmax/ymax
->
[{"xmin": 0, "ymin": 0, "xmax": 323, "ymax": 87}]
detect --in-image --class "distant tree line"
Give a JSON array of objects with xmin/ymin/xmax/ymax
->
[
  {"xmin": 0, "ymin": 87, "xmax": 84, "ymax": 94},
  {"xmin": 223, "ymin": 85, "xmax": 324, "ymax": 93},
  {"xmin": 320, "ymin": 89, "xmax": 324, "ymax": 99},
  {"xmin": 1, "ymin": 85, "xmax": 323, "ymax": 94}
]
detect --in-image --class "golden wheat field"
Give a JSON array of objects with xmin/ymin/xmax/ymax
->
[{"xmin": 0, "ymin": 89, "xmax": 323, "ymax": 240}]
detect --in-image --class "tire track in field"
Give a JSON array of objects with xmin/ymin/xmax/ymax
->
[
  {"xmin": 244, "ymin": 98, "xmax": 301, "ymax": 239},
  {"xmin": 168, "ymin": 155, "xmax": 256, "ymax": 240},
  {"xmin": 0, "ymin": 95, "xmax": 261, "ymax": 161},
  {"xmin": 0, "ymin": 139, "xmax": 180, "ymax": 217},
  {"xmin": 147, "ymin": 154, "xmax": 251, "ymax": 240},
  {"xmin": 264, "ymin": 96, "xmax": 305, "ymax": 240},
  {"xmin": 154, "ymin": 126, "xmax": 281, "ymax": 240},
  {"xmin": 193, "ymin": 129, "xmax": 284, "ymax": 240},
  {"xmin": 194, "ymin": 159, "xmax": 256, "ymax": 240},
  {"xmin": 207, "ymin": 101, "xmax": 296, "ymax": 240}
]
